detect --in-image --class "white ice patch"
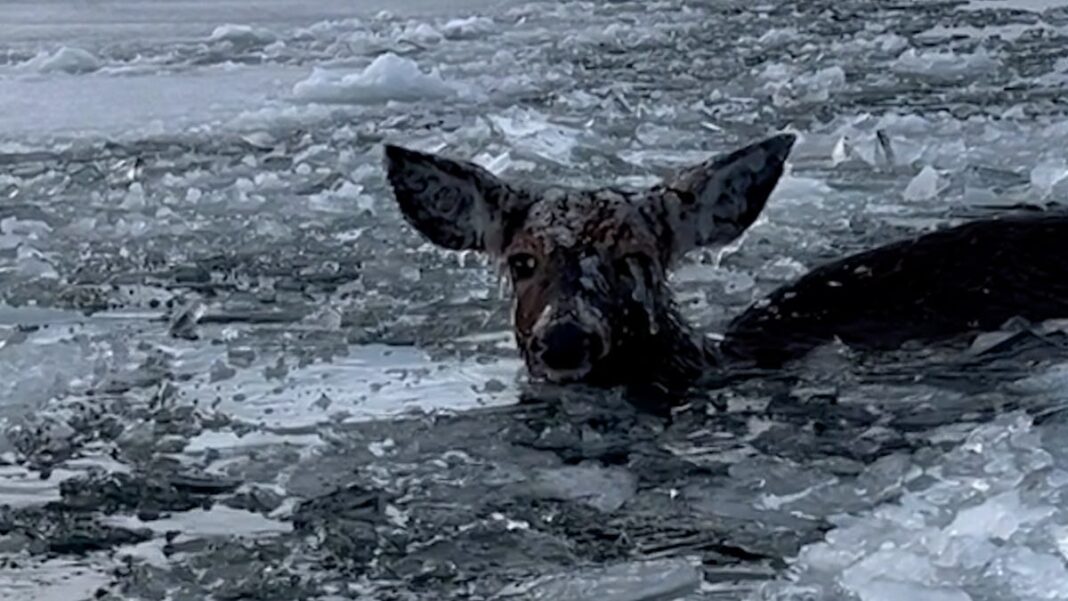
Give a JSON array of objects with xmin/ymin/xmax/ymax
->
[
  {"xmin": 902, "ymin": 165, "xmax": 946, "ymax": 202},
  {"xmin": 756, "ymin": 412, "xmax": 1068, "ymax": 601},
  {"xmin": 208, "ymin": 24, "xmax": 279, "ymax": 46},
  {"xmin": 441, "ymin": 16, "xmax": 495, "ymax": 40},
  {"xmin": 102, "ymin": 506, "xmax": 292, "ymax": 537},
  {"xmin": 917, "ymin": 23, "xmax": 1057, "ymax": 42},
  {"xmin": 0, "ymin": 558, "xmax": 112, "ymax": 601},
  {"xmin": 758, "ymin": 27, "xmax": 800, "ymax": 46},
  {"xmin": 399, "ymin": 22, "xmax": 444, "ymax": 45},
  {"xmin": 821, "ymin": 112, "xmax": 961, "ymax": 170},
  {"xmin": 0, "ymin": 311, "xmax": 108, "ymax": 417},
  {"xmin": 487, "ymin": 106, "xmax": 581, "ymax": 165},
  {"xmin": 831, "ymin": 32, "xmax": 909, "ymax": 55},
  {"xmin": 891, "ymin": 47, "xmax": 997, "ymax": 80},
  {"xmin": 291, "ymin": 53, "xmax": 457, "ymax": 104},
  {"xmin": 20, "ymin": 47, "xmax": 101, "ymax": 75},
  {"xmin": 0, "ymin": 65, "xmax": 304, "ymax": 142},
  {"xmin": 1030, "ymin": 157, "xmax": 1068, "ymax": 198},
  {"xmin": 958, "ymin": 0, "xmax": 1068, "ymax": 11},
  {"xmin": 174, "ymin": 340, "xmax": 522, "ymax": 428},
  {"xmin": 770, "ymin": 172, "xmax": 834, "ymax": 205},
  {"xmin": 499, "ymin": 558, "xmax": 702, "ymax": 601},
  {"xmin": 758, "ymin": 63, "xmax": 847, "ymax": 106},
  {"xmin": 0, "ymin": 465, "xmax": 70, "ymax": 508}
]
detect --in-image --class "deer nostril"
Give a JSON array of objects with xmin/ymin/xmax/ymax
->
[{"xmin": 539, "ymin": 323, "xmax": 597, "ymax": 371}]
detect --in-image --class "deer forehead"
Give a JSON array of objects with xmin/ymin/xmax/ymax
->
[{"xmin": 515, "ymin": 188, "xmax": 659, "ymax": 254}]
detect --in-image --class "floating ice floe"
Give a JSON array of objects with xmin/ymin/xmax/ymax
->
[
  {"xmin": 399, "ymin": 22, "xmax": 443, "ymax": 45},
  {"xmin": 903, "ymin": 165, "xmax": 946, "ymax": 202},
  {"xmin": 917, "ymin": 23, "xmax": 1055, "ymax": 42},
  {"xmin": 758, "ymin": 63, "xmax": 847, "ymax": 106},
  {"xmin": 758, "ymin": 412, "xmax": 1068, "ymax": 601},
  {"xmin": 291, "ymin": 53, "xmax": 457, "ymax": 104},
  {"xmin": 207, "ymin": 24, "xmax": 279, "ymax": 47},
  {"xmin": 487, "ymin": 106, "xmax": 581, "ymax": 165},
  {"xmin": 441, "ymin": 16, "xmax": 496, "ymax": 40},
  {"xmin": 891, "ymin": 47, "xmax": 997, "ymax": 80},
  {"xmin": 831, "ymin": 32, "xmax": 910, "ymax": 55},
  {"xmin": 772, "ymin": 172, "xmax": 835, "ymax": 205},
  {"xmin": 758, "ymin": 27, "xmax": 800, "ymax": 45},
  {"xmin": 102, "ymin": 506, "xmax": 292, "ymax": 538},
  {"xmin": 1029, "ymin": 157, "xmax": 1068, "ymax": 197},
  {"xmin": 0, "ymin": 557, "xmax": 112, "ymax": 601},
  {"xmin": 21, "ymin": 47, "xmax": 101, "ymax": 75},
  {"xmin": 499, "ymin": 558, "xmax": 701, "ymax": 601},
  {"xmin": 957, "ymin": 0, "xmax": 1068, "ymax": 12},
  {"xmin": 826, "ymin": 113, "xmax": 952, "ymax": 169}
]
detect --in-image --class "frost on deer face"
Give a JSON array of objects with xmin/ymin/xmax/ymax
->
[{"xmin": 384, "ymin": 134, "xmax": 795, "ymax": 391}]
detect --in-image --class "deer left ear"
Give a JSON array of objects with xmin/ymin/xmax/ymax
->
[
  {"xmin": 383, "ymin": 145, "xmax": 532, "ymax": 253},
  {"xmin": 650, "ymin": 133, "xmax": 795, "ymax": 259}
]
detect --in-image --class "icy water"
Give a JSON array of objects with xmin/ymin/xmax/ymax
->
[{"xmin": 3, "ymin": 0, "xmax": 1068, "ymax": 599}]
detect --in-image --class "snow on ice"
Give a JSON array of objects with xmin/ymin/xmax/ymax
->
[{"xmin": 291, "ymin": 52, "xmax": 457, "ymax": 104}]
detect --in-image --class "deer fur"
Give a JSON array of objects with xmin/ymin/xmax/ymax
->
[{"xmin": 383, "ymin": 135, "xmax": 1068, "ymax": 397}]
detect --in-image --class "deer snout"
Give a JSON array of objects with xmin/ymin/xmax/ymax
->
[{"xmin": 536, "ymin": 322, "xmax": 604, "ymax": 374}]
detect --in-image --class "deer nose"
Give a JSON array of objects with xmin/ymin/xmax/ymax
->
[{"xmin": 538, "ymin": 322, "xmax": 603, "ymax": 372}]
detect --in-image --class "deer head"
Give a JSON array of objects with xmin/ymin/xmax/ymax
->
[{"xmin": 383, "ymin": 134, "xmax": 795, "ymax": 392}]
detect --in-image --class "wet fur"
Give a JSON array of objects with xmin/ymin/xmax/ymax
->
[
  {"xmin": 384, "ymin": 136, "xmax": 1068, "ymax": 399},
  {"xmin": 384, "ymin": 135, "xmax": 796, "ymax": 395},
  {"xmin": 721, "ymin": 211, "xmax": 1068, "ymax": 368}
]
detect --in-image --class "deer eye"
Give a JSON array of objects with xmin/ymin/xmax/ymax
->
[{"xmin": 507, "ymin": 253, "xmax": 538, "ymax": 281}]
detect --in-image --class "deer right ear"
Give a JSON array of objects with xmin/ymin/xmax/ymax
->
[{"xmin": 383, "ymin": 145, "xmax": 528, "ymax": 253}]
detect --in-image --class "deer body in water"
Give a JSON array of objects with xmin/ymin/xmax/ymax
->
[{"xmin": 384, "ymin": 135, "xmax": 1068, "ymax": 397}]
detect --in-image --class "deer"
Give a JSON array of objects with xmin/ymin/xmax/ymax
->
[{"xmin": 383, "ymin": 134, "xmax": 1068, "ymax": 399}]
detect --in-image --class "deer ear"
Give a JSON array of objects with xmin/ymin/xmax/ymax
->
[
  {"xmin": 651, "ymin": 133, "xmax": 795, "ymax": 258},
  {"xmin": 383, "ymin": 145, "xmax": 529, "ymax": 252}
]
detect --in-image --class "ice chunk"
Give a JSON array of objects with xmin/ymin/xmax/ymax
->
[
  {"xmin": 825, "ymin": 124, "xmax": 926, "ymax": 169},
  {"xmin": 892, "ymin": 48, "xmax": 997, "ymax": 80},
  {"xmin": 487, "ymin": 106, "xmax": 580, "ymax": 165},
  {"xmin": 984, "ymin": 548, "xmax": 1068, "ymax": 600},
  {"xmin": 918, "ymin": 23, "xmax": 1053, "ymax": 42},
  {"xmin": 120, "ymin": 182, "xmax": 147, "ymax": 209},
  {"xmin": 758, "ymin": 27, "xmax": 799, "ymax": 45},
  {"xmin": 528, "ymin": 465, "xmax": 637, "ymax": 512},
  {"xmin": 208, "ymin": 24, "xmax": 278, "ymax": 47},
  {"xmin": 292, "ymin": 53, "xmax": 457, "ymax": 104},
  {"xmin": 102, "ymin": 506, "xmax": 291, "ymax": 537},
  {"xmin": 800, "ymin": 66, "xmax": 847, "ymax": 97},
  {"xmin": 832, "ymin": 136, "xmax": 851, "ymax": 166},
  {"xmin": 400, "ymin": 23, "xmax": 443, "ymax": 45},
  {"xmin": 498, "ymin": 558, "xmax": 701, "ymax": 601},
  {"xmin": 903, "ymin": 165, "xmax": 943, "ymax": 201},
  {"xmin": 958, "ymin": 0, "xmax": 1068, "ymax": 12},
  {"xmin": 771, "ymin": 173, "xmax": 834, "ymax": 204},
  {"xmin": 15, "ymin": 246, "xmax": 58, "ymax": 279},
  {"xmin": 874, "ymin": 33, "xmax": 909, "ymax": 54},
  {"xmin": 0, "ymin": 557, "xmax": 112, "ymax": 601},
  {"xmin": 0, "ymin": 217, "xmax": 51, "ymax": 239},
  {"xmin": 763, "ymin": 64, "xmax": 847, "ymax": 106},
  {"xmin": 845, "ymin": 579, "xmax": 972, "ymax": 601},
  {"xmin": 945, "ymin": 490, "xmax": 1053, "ymax": 541},
  {"xmin": 441, "ymin": 16, "xmax": 495, "ymax": 40},
  {"xmin": 759, "ymin": 412, "xmax": 1065, "ymax": 601},
  {"xmin": 1030, "ymin": 157, "xmax": 1068, "ymax": 197},
  {"xmin": 22, "ymin": 47, "xmax": 101, "ymax": 75}
]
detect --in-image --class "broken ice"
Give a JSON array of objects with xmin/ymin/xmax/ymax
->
[{"xmin": 292, "ymin": 53, "xmax": 458, "ymax": 104}]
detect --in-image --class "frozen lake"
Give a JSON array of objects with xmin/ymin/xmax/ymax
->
[
  {"xmin": 1, "ymin": 0, "xmax": 517, "ymax": 42},
  {"xmin": 2, "ymin": 0, "xmax": 1068, "ymax": 599}
]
